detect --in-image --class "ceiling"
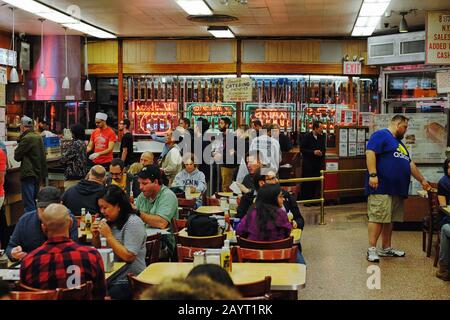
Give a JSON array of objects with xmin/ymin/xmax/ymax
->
[{"xmin": 0, "ymin": 0, "xmax": 449, "ymax": 38}]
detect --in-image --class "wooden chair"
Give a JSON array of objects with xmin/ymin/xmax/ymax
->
[
  {"xmin": 206, "ymin": 197, "xmax": 220, "ymax": 206},
  {"xmin": 434, "ymin": 233, "xmax": 441, "ymax": 267},
  {"xmin": 236, "ymin": 236, "xmax": 293, "ymax": 249},
  {"xmin": 172, "ymin": 218, "xmax": 187, "ymax": 233},
  {"xmin": 127, "ymin": 273, "xmax": 154, "ymax": 300},
  {"xmin": 10, "ymin": 289, "xmax": 59, "ymax": 300},
  {"xmin": 422, "ymin": 185, "xmax": 440, "ymax": 257},
  {"xmin": 176, "ymin": 233, "xmax": 226, "ymax": 249},
  {"xmin": 19, "ymin": 281, "xmax": 93, "ymax": 300},
  {"xmin": 235, "ymin": 246, "xmax": 298, "ymax": 263},
  {"xmin": 236, "ymin": 276, "xmax": 272, "ymax": 300},
  {"xmin": 145, "ymin": 234, "xmax": 161, "ymax": 266},
  {"xmin": 178, "ymin": 198, "xmax": 197, "ymax": 219},
  {"xmin": 176, "ymin": 244, "xmax": 206, "ymax": 262}
]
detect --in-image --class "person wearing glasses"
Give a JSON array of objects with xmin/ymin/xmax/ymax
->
[
  {"xmin": 106, "ymin": 158, "xmax": 140, "ymax": 197},
  {"xmin": 86, "ymin": 112, "xmax": 117, "ymax": 171}
]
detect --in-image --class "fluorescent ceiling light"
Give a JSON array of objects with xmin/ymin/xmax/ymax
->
[
  {"xmin": 351, "ymin": 0, "xmax": 391, "ymax": 37},
  {"xmin": 207, "ymin": 26, "xmax": 235, "ymax": 38},
  {"xmin": 3, "ymin": 0, "xmax": 116, "ymax": 38},
  {"xmin": 176, "ymin": 0, "xmax": 213, "ymax": 15}
]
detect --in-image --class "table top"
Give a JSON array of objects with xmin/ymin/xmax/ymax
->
[
  {"xmin": 105, "ymin": 262, "xmax": 126, "ymax": 280},
  {"xmin": 217, "ymin": 192, "xmax": 234, "ymax": 198},
  {"xmin": 146, "ymin": 227, "xmax": 171, "ymax": 236},
  {"xmin": 439, "ymin": 206, "xmax": 450, "ymax": 216},
  {"xmin": 178, "ymin": 228, "xmax": 301, "ymax": 244},
  {"xmin": 137, "ymin": 262, "xmax": 306, "ymax": 291},
  {"xmin": 195, "ymin": 206, "xmax": 225, "ymax": 215}
]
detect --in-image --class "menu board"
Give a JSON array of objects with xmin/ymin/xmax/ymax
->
[
  {"xmin": 338, "ymin": 126, "xmax": 369, "ymax": 157},
  {"xmin": 185, "ymin": 102, "xmax": 237, "ymax": 129},
  {"xmin": 373, "ymin": 113, "xmax": 447, "ymax": 164}
]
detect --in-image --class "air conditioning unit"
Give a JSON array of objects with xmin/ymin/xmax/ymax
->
[{"xmin": 367, "ymin": 31, "xmax": 425, "ymax": 65}]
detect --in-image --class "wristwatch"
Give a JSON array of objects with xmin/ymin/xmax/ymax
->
[{"xmin": 369, "ymin": 173, "xmax": 377, "ymax": 177}]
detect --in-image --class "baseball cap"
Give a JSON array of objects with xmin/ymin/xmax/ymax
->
[
  {"xmin": 137, "ymin": 165, "xmax": 161, "ymax": 181},
  {"xmin": 21, "ymin": 116, "xmax": 33, "ymax": 127},
  {"xmin": 36, "ymin": 187, "xmax": 61, "ymax": 208}
]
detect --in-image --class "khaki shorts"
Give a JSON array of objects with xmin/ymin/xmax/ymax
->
[{"xmin": 367, "ymin": 194, "xmax": 404, "ymax": 223}]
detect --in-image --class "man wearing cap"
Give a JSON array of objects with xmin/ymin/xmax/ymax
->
[
  {"xmin": 6, "ymin": 186, "xmax": 78, "ymax": 262},
  {"xmin": 87, "ymin": 112, "xmax": 117, "ymax": 171},
  {"xmin": 133, "ymin": 165, "xmax": 178, "ymax": 259},
  {"xmin": 14, "ymin": 116, "xmax": 48, "ymax": 213}
]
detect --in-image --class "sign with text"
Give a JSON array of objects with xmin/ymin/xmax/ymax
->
[
  {"xmin": 131, "ymin": 101, "xmax": 178, "ymax": 135},
  {"xmin": 436, "ymin": 71, "xmax": 450, "ymax": 93},
  {"xmin": 223, "ymin": 78, "xmax": 253, "ymax": 102},
  {"xmin": 185, "ymin": 102, "xmax": 237, "ymax": 129},
  {"xmin": 244, "ymin": 103, "xmax": 296, "ymax": 130},
  {"xmin": 426, "ymin": 11, "xmax": 450, "ymax": 64},
  {"xmin": 343, "ymin": 61, "xmax": 361, "ymax": 75}
]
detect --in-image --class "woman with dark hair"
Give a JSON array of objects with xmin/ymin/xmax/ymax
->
[
  {"xmin": 186, "ymin": 264, "xmax": 235, "ymax": 288},
  {"xmin": 92, "ymin": 185, "xmax": 147, "ymax": 299},
  {"xmin": 436, "ymin": 158, "xmax": 450, "ymax": 281},
  {"xmin": 236, "ymin": 184, "xmax": 292, "ymax": 241},
  {"xmin": 61, "ymin": 123, "xmax": 88, "ymax": 189}
]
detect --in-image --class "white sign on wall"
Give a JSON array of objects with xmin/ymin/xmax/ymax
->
[
  {"xmin": 436, "ymin": 71, "xmax": 450, "ymax": 93},
  {"xmin": 223, "ymin": 78, "xmax": 253, "ymax": 102},
  {"xmin": 343, "ymin": 61, "xmax": 361, "ymax": 75},
  {"xmin": 426, "ymin": 11, "xmax": 450, "ymax": 65}
]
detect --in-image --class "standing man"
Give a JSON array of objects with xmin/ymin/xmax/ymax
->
[
  {"xmin": 87, "ymin": 112, "xmax": 117, "ymax": 171},
  {"xmin": 249, "ymin": 123, "xmax": 281, "ymax": 174},
  {"xmin": 366, "ymin": 115, "xmax": 430, "ymax": 262},
  {"xmin": 300, "ymin": 121, "xmax": 326, "ymax": 204},
  {"xmin": 119, "ymin": 119, "xmax": 134, "ymax": 168},
  {"xmin": 215, "ymin": 117, "xmax": 238, "ymax": 192},
  {"xmin": 14, "ymin": 116, "xmax": 48, "ymax": 213}
]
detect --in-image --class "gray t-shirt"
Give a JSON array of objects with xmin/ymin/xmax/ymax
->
[{"xmin": 111, "ymin": 214, "xmax": 147, "ymax": 280}]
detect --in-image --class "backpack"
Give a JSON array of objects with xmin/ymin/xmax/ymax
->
[{"xmin": 187, "ymin": 214, "xmax": 219, "ymax": 237}]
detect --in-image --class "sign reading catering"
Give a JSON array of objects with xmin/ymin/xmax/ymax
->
[
  {"xmin": 426, "ymin": 11, "xmax": 450, "ymax": 65},
  {"xmin": 223, "ymin": 78, "xmax": 253, "ymax": 102}
]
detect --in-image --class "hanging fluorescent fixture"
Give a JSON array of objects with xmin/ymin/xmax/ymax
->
[
  {"xmin": 84, "ymin": 36, "xmax": 91, "ymax": 91},
  {"xmin": 207, "ymin": 26, "xmax": 235, "ymax": 38},
  {"xmin": 2, "ymin": 0, "xmax": 116, "ymax": 38},
  {"xmin": 38, "ymin": 18, "xmax": 46, "ymax": 88},
  {"xmin": 351, "ymin": 0, "xmax": 391, "ymax": 37},
  {"xmin": 176, "ymin": 0, "xmax": 213, "ymax": 15}
]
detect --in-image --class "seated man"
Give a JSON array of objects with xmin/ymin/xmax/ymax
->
[
  {"xmin": 140, "ymin": 152, "xmax": 154, "ymax": 167},
  {"xmin": 20, "ymin": 203, "xmax": 106, "ymax": 299},
  {"xmin": 436, "ymin": 158, "xmax": 450, "ymax": 281},
  {"xmin": 62, "ymin": 165, "xmax": 106, "ymax": 215},
  {"xmin": 6, "ymin": 187, "xmax": 78, "ymax": 261},
  {"xmin": 235, "ymin": 151, "xmax": 264, "ymax": 192},
  {"xmin": 134, "ymin": 165, "xmax": 178, "ymax": 259},
  {"xmin": 105, "ymin": 158, "xmax": 140, "ymax": 196}
]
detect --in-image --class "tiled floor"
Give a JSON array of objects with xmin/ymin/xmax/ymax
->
[{"xmin": 299, "ymin": 202, "xmax": 450, "ymax": 300}]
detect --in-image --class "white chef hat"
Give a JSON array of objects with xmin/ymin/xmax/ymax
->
[{"xmin": 95, "ymin": 112, "xmax": 108, "ymax": 121}]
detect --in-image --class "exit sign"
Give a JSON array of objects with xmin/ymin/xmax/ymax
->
[{"xmin": 343, "ymin": 61, "xmax": 361, "ymax": 75}]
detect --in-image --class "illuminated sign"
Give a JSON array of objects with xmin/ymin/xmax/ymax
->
[
  {"xmin": 185, "ymin": 102, "xmax": 237, "ymax": 129},
  {"xmin": 343, "ymin": 61, "xmax": 361, "ymax": 75},
  {"xmin": 130, "ymin": 101, "xmax": 178, "ymax": 135},
  {"xmin": 244, "ymin": 103, "xmax": 295, "ymax": 129}
]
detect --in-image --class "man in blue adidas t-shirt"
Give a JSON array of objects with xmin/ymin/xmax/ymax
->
[{"xmin": 366, "ymin": 114, "xmax": 431, "ymax": 262}]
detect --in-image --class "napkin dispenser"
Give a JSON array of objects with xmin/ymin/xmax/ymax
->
[{"xmin": 97, "ymin": 248, "xmax": 114, "ymax": 272}]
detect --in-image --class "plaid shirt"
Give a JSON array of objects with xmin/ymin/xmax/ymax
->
[{"xmin": 20, "ymin": 237, "xmax": 106, "ymax": 299}]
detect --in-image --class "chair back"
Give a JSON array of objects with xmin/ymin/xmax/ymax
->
[
  {"xmin": 127, "ymin": 273, "xmax": 154, "ymax": 300},
  {"xmin": 235, "ymin": 246, "xmax": 297, "ymax": 263},
  {"xmin": 145, "ymin": 233, "xmax": 161, "ymax": 266},
  {"xmin": 10, "ymin": 290, "xmax": 59, "ymax": 300},
  {"xmin": 236, "ymin": 276, "xmax": 272, "ymax": 299},
  {"xmin": 206, "ymin": 197, "xmax": 220, "ymax": 206},
  {"xmin": 172, "ymin": 218, "xmax": 187, "ymax": 233},
  {"xmin": 56, "ymin": 281, "xmax": 93, "ymax": 300},
  {"xmin": 176, "ymin": 244, "xmax": 205, "ymax": 262},
  {"xmin": 427, "ymin": 185, "xmax": 439, "ymax": 215},
  {"xmin": 176, "ymin": 233, "xmax": 226, "ymax": 248},
  {"xmin": 236, "ymin": 236, "xmax": 293, "ymax": 249},
  {"xmin": 178, "ymin": 198, "xmax": 197, "ymax": 219}
]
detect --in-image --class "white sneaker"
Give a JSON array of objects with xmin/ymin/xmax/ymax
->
[
  {"xmin": 367, "ymin": 247, "xmax": 379, "ymax": 262},
  {"xmin": 378, "ymin": 247, "xmax": 405, "ymax": 257}
]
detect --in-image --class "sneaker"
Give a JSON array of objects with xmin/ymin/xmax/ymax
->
[
  {"xmin": 378, "ymin": 247, "xmax": 405, "ymax": 257},
  {"xmin": 367, "ymin": 247, "xmax": 379, "ymax": 262}
]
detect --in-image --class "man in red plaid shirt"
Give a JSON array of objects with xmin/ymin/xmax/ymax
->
[{"xmin": 20, "ymin": 204, "xmax": 106, "ymax": 299}]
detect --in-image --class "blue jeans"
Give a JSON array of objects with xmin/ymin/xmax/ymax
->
[
  {"xmin": 296, "ymin": 243, "xmax": 306, "ymax": 265},
  {"xmin": 439, "ymin": 224, "xmax": 450, "ymax": 265},
  {"xmin": 21, "ymin": 177, "xmax": 39, "ymax": 213}
]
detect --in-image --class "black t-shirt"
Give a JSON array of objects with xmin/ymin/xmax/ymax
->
[{"xmin": 120, "ymin": 132, "xmax": 134, "ymax": 166}]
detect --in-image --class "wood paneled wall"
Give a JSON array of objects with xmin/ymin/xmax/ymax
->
[
  {"xmin": 177, "ymin": 40, "xmax": 209, "ymax": 63},
  {"xmin": 123, "ymin": 40, "xmax": 155, "ymax": 64},
  {"xmin": 88, "ymin": 40, "xmax": 118, "ymax": 64},
  {"xmin": 343, "ymin": 40, "xmax": 368, "ymax": 62},
  {"xmin": 265, "ymin": 40, "xmax": 321, "ymax": 63}
]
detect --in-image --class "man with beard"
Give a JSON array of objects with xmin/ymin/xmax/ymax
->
[
  {"xmin": 215, "ymin": 117, "xmax": 237, "ymax": 192},
  {"xmin": 365, "ymin": 115, "xmax": 431, "ymax": 262}
]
